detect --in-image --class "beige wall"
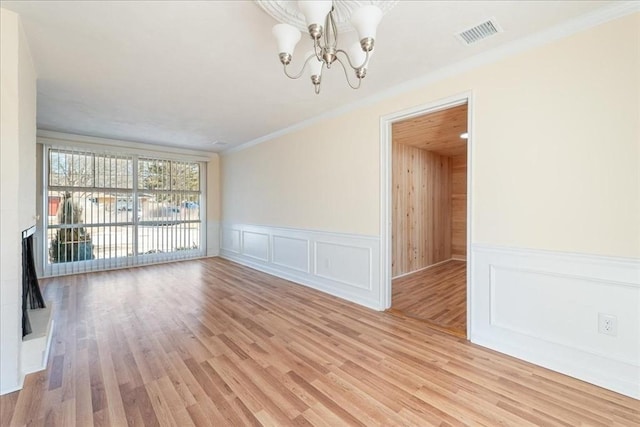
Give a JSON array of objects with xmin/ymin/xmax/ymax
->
[
  {"xmin": 222, "ymin": 110, "xmax": 380, "ymax": 235},
  {"xmin": 222, "ymin": 13, "xmax": 640, "ymax": 258}
]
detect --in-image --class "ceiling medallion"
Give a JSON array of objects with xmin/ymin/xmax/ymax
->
[
  {"xmin": 256, "ymin": 1, "xmax": 398, "ymax": 94},
  {"xmin": 256, "ymin": 1, "xmax": 397, "ymax": 33}
]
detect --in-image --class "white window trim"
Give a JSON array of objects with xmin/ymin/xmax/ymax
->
[{"xmin": 40, "ymin": 139, "xmax": 209, "ymax": 277}]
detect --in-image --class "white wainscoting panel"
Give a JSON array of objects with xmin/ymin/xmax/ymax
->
[
  {"xmin": 220, "ymin": 227, "xmax": 241, "ymax": 254},
  {"xmin": 220, "ymin": 224, "xmax": 381, "ymax": 309},
  {"xmin": 272, "ymin": 236, "xmax": 309, "ymax": 273},
  {"xmin": 471, "ymin": 244, "xmax": 640, "ymax": 399},
  {"xmin": 315, "ymin": 241, "xmax": 372, "ymax": 290},
  {"xmin": 242, "ymin": 231, "xmax": 269, "ymax": 262}
]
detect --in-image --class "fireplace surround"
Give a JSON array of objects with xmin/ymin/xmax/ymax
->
[{"xmin": 20, "ymin": 225, "xmax": 54, "ymax": 381}]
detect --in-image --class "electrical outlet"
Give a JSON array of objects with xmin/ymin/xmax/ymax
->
[{"xmin": 598, "ymin": 313, "xmax": 617, "ymax": 336}]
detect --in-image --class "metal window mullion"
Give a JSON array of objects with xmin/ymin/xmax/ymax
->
[
  {"xmin": 109, "ymin": 153, "xmax": 115, "ymax": 265},
  {"xmin": 48, "ymin": 185, "xmax": 134, "ymax": 193},
  {"xmin": 141, "ymin": 190, "xmax": 200, "ymax": 196},
  {"xmin": 68, "ymin": 150, "xmax": 73, "ymax": 187},
  {"xmin": 114, "ymin": 194, "xmax": 118, "ymax": 261},
  {"xmin": 83, "ymin": 191, "xmax": 87, "ymax": 270},
  {"xmin": 182, "ymin": 191, "xmax": 186, "ymax": 250},
  {"xmin": 132, "ymin": 155, "xmax": 139, "ymax": 260},
  {"xmin": 170, "ymin": 212, "xmax": 173, "ymax": 254},
  {"xmin": 43, "ymin": 145, "xmax": 52, "ymax": 274},
  {"xmin": 109, "ymin": 154, "xmax": 114, "ymax": 191},
  {"xmin": 199, "ymin": 161, "xmax": 206, "ymax": 254},
  {"xmin": 126, "ymin": 156, "xmax": 130, "ymax": 263},
  {"xmin": 99, "ymin": 156, "xmax": 105, "ymax": 262},
  {"xmin": 109, "ymin": 188, "xmax": 113, "ymax": 263},
  {"xmin": 70, "ymin": 149, "xmax": 75, "ymax": 186},
  {"xmin": 136, "ymin": 220, "xmax": 200, "ymax": 226},
  {"xmin": 97, "ymin": 153, "xmax": 102, "ymax": 191},
  {"xmin": 184, "ymin": 190, "xmax": 188, "ymax": 250},
  {"xmin": 155, "ymin": 209, "xmax": 159, "ymax": 254}
]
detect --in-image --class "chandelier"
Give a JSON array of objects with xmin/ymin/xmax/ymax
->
[{"xmin": 258, "ymin": 1, "xmax": 393, "ymax": 94}]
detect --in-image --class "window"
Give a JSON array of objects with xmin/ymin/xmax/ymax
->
[
  {"xmin": 45, "ymin": 147, "xmax": 205, "ymax": 275},
  {"xmin": 137, "ymin": 158, "xmax": 201, "ymax": 254}
]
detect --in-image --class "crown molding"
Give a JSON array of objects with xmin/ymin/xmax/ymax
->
[
  {"xmin": 223, "ymin": 1, "xmax": 640, "ymax": 156},
  {"xmin": 37, "ymin": 129, "xmax": 217, "ymax": 162}
]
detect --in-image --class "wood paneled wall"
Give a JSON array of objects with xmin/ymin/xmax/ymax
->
[
  {"xmin": 392, "ymin": 142, "xmax": 451, "ymax": 277},
  {"xmin": 451, "ymin": 153, "xmax": 467, "ymax": 259},
  {"xmin": 393, "ymin": 104, "xmax": 468, "ymax": 157}
]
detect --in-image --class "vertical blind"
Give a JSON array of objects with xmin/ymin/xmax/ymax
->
[{"xmin": 45, "ymin": 146, "xmax": 205, "ymax": 276}]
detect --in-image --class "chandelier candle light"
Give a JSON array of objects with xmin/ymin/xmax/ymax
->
[{"xmin": 271, "ymin": 1, "xmax": 384, "ymax": 94}]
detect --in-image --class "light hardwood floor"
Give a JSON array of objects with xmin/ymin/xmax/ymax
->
[
  {"xmin": 392, "ymin": 260, "xmax": 467, "ymax": 337},
  {"xmin": 1, "ymin": 258, "xmax": 638, "ymax": 426}
]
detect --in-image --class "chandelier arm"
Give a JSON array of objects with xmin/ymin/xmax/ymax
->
[
  {"xmin": 312, "ymin": 61, "xmax": 325, "ymax": 95},
  {"xmin": 335, "ymin": 57, "xmax": 363, "ymax": 90},
  {"xmin": 335, "ymin": 48, "xmax": 370, "ymax": 71},
  {"xmin": 313, "ymin": 37, "xmax": 323, "ymax": 62},
  {"xmin": 282, "ymin": 53, "xmax": 318, "ymax": 80}
]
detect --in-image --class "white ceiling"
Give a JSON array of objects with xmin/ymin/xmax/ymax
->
[{"xmin": 1, "ymin": 0, "xmax": 615, "ymax": 152}]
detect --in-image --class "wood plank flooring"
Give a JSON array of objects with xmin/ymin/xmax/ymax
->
[
  {"xmin": 392, "ymin": 260, "xmax": 467, "ymax": 337},
  {"xmin": 1, "ymin": 257, "xmax": 638, "ymax": 426}
]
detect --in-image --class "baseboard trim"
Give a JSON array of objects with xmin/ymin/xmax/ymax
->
[
  {"xmin": 392, "ymin": 258, "xmax": 462, "ymax": 279},
  {"xmin": 0, "ymin": 375, "xmax": 24, "ymax": 396},
  {"xmin": 470, "ymin": 244, "xmax": 640, "ymax": 399},
  {"xmin": 221, "ymin": 252, "xmax": 381, "ymax": 311},
  {"xmin": 472, "ymin": 333, "xmax": 639, "ymax": 399},
  {"xmin": 220, "ymin": 223, "xmax": 382, "ymax": 310}
]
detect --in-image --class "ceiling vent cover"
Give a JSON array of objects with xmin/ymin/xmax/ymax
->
[{"xmin": 456, "ymin": 18, "xmax": 502, "ymax": 45}]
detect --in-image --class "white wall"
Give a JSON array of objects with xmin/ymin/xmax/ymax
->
[
  {"xmin": 206, "ymin": 155, "xmax": 221, "ymax": 257},
  {"xmin": 0, "ymin": 7, "xmax": 38, "ymax": 395},
  {"xmin": 221, "ymin": 12, "xmax": 640, "ymax": 398}
]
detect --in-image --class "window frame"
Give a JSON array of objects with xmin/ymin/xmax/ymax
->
[{"xmin": 42, "ymin": 144, "xmax": 207, "ymax": 276}]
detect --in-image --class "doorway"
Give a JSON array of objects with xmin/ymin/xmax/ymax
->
[{"xmin": 381, "ymin": 95, "xmax": 471, "ymax": 338}]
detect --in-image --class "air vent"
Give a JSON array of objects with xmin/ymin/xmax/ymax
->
[{"xmin": 455, "ymin": 18, "xmax": 502, "ymax": 45}]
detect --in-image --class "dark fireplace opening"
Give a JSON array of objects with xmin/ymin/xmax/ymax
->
[{"xmin": 22, "ymin": 226, "xmax": 45, "ymax": 337}]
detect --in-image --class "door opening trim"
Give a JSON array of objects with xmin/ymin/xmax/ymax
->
[{"xmin": 379, "ymin": 91, "xmax": 474, "ymax": 339}]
